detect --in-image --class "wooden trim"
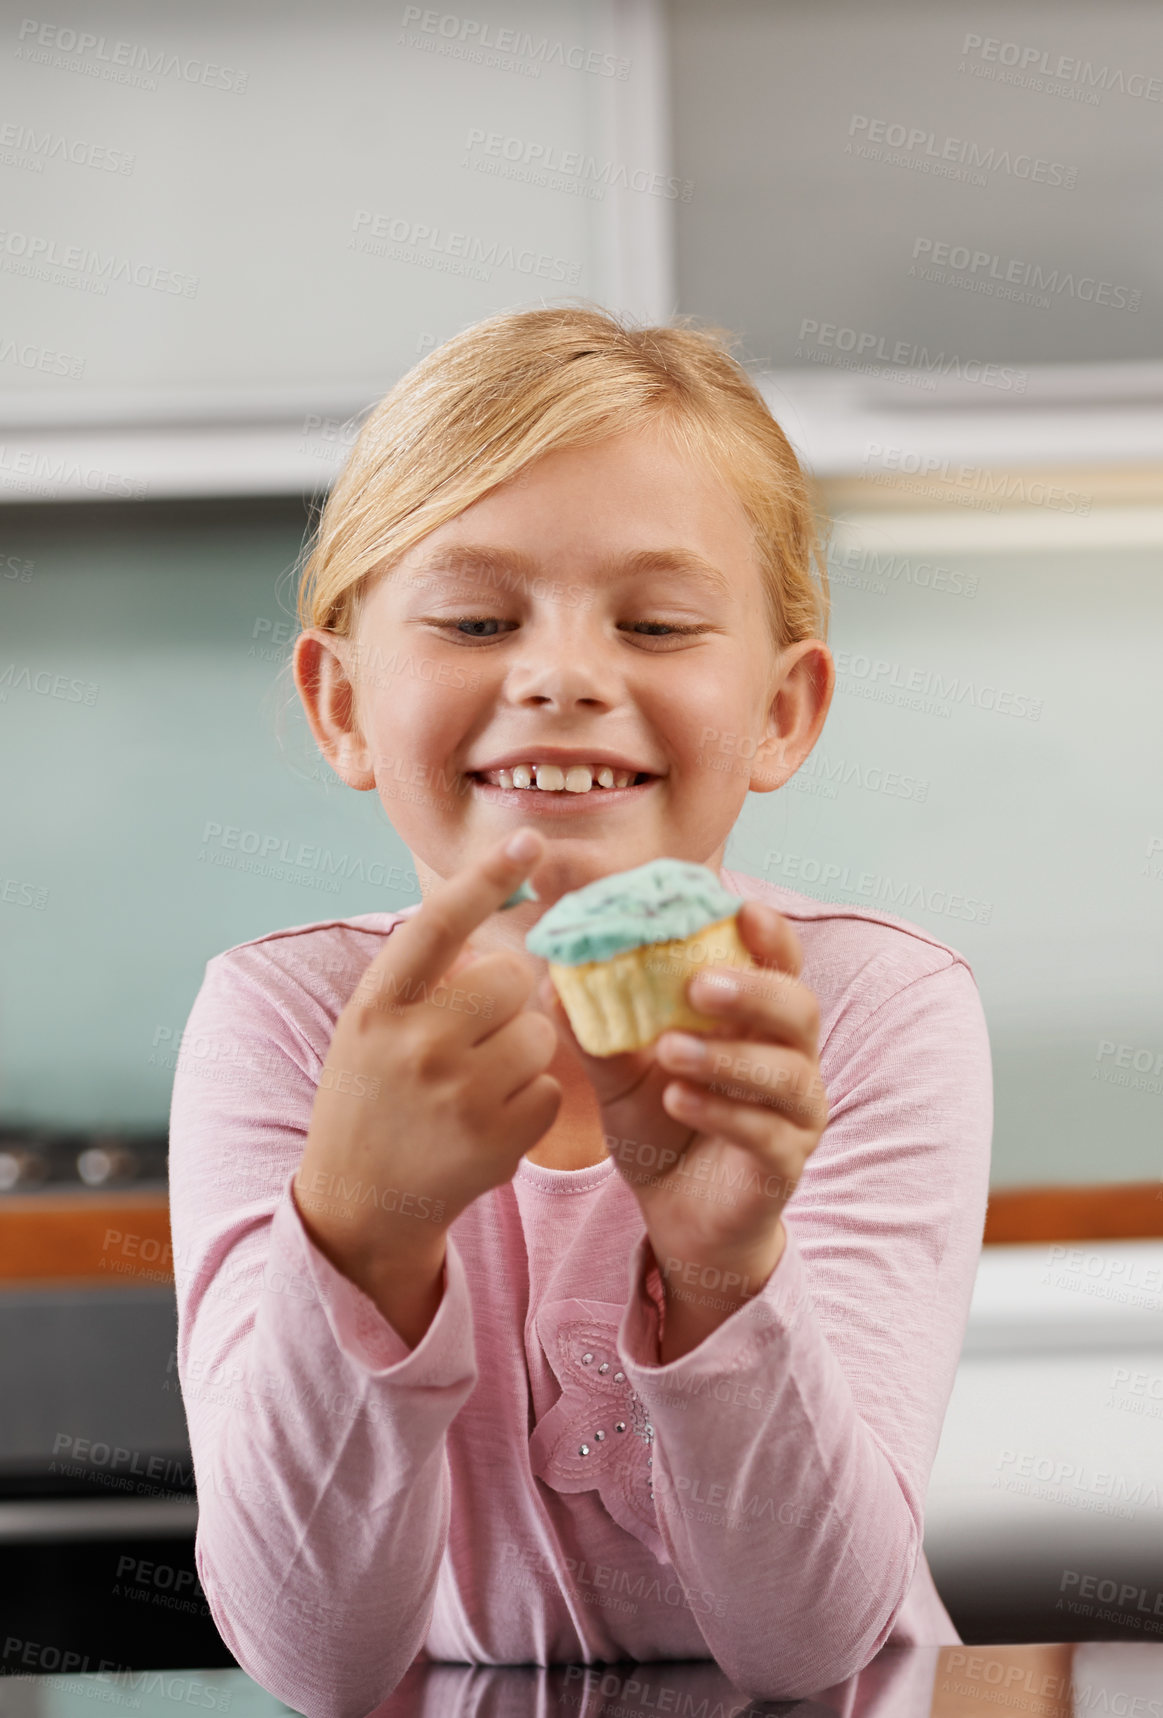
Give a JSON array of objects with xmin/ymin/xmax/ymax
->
[
  {"xmin": 0, "ymin": 1191, "xmax": 173, "ymax": 1284},
  {"xmin": 930, "ymin": 1644, "xmax": 1074, "ymax": 1716},
  {"xmin": 0, "ymin": 1181, "xmax": 1160, "ymax": 1282},
  {"xmin": 814, "ymin": 462, "xmax": 1163, "ymax": 514},
  {"xmin": 984, "ymin": 1182, "xmax": 1163, "ymax": 1246}
]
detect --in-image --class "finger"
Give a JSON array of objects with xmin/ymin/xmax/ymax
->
[
  {"xmin": 471, "ymin": 1007, "xmax": 561, "ymax": 1105},
  {"xmin": 361, "ymin": 828, "xmax": 545, "ymax": 997},
  {"xmin": 657, "ymin": 1034, "xmax": 828, "ymax": 1129},
  {"xmin": 659, "ymin": 1083, "xmax": 811, "ymax": 1208},
  {"xmin": 733, "ymin": 899, "xmax": 804, "ymax": 979},
  {"xmin": 500, "ymin": 1072, "xmax": 564, "ymax": 1155},
  {"xmin": 661, "ymin": 1077, "xmax": 819, "ymax": 1173},
  {"xmin": 367, "ymin": 947, "xmax": 541, "ymax": 1046},
  {"xmin": 682, "ymin": 959, "xmax": 821, "ymax": 1058}
]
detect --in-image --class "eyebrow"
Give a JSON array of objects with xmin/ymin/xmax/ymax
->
[{"xmin": 406, "ymin": 544, "xmax": 735, "ymax": 598}]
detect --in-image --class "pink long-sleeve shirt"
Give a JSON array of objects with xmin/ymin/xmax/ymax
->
[{"xmin": 167, "ymin": 864, "xmax": 993, "ymax": 1718}]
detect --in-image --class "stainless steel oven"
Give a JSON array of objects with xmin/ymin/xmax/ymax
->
[{"xmin": 0, "ymin": 1127, "xmax": 195, "ymax": 1544}]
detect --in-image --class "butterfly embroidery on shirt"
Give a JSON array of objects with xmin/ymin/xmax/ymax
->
[{"xmin": 528, "ymin": 1296, "xmax": 667, "ymax": 1563}]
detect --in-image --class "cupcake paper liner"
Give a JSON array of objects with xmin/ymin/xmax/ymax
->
[{"xmin": 549, "ymin": 913, "xmax": 754, "ymax": 1057}]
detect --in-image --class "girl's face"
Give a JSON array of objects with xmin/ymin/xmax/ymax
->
[{"xmin": 299, "ymin": 419, "xmax": 832, "ymax": 911}]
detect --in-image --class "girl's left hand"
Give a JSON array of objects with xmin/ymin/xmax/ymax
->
[{"xmin": 536, "ymin": 899, "xmax": 829, "ymax": 1290}]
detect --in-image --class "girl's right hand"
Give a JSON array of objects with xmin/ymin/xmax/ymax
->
[{"xmin": 292, "ymin": 828, "xmax": 561, "ymax": 1320}]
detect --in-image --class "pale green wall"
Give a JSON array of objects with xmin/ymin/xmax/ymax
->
[
  {"xmin": 0, "ymin": 499, "xmax": 417, "ymax": 1131},
  {"xmin": 730, "ymin": 531, "xmax": 1163, "ymax": 1189}
]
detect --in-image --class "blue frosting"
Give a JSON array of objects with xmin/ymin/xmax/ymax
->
[{"xmin": 524, "ymin": 856, "xmax": 740, "ymax": 965}]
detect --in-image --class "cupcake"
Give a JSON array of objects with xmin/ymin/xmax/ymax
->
[{"xmin": 524, "ymin": 857, "xmax": 754, "ymax": 1057}]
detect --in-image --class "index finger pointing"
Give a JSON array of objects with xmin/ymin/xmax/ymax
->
[{"xmin": 363, "ymin": 827, "xmax": 545, "ymax": 996}]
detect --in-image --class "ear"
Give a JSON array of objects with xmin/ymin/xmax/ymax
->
[
  {"xmin": 292, "ymin": 628, "xmax": 376, "ymax": 790},
  {"xmin": 749, "ymin": 640, "xmax": 835, "ymax": 794}
]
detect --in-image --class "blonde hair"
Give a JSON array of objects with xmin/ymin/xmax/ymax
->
[{"xmin": 295, "ymin": 301, "xmax": 829, "ymax": 653}]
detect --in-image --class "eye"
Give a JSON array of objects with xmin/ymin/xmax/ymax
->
[
  {"xmin": 623, "ymin": 621, "xmax": 708, "ymax": 643},
  {"xmin": 426, "ymin": 616, "xmax": 709, "ymax": 645},
  {"xmin": 435, "ymin": 617, "xmax": 514, "ymax": 640}
]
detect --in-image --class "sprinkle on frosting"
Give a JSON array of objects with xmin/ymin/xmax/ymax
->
[{"xmin": 523, "ymin": 857, "xmax": 740, "ymax": 966}]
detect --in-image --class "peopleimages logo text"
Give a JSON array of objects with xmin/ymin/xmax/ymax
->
[
  {"xmin": 0, "ymin": 228, "xmax": 197, "ymax": 295},
  {"xmin": 797, "ymin": 318, "xmax": 1026, "ymax": 392},
  {"xmin": 349, "ymin": 210, "xmax": 581, "ymax": 284},
  {"xmin": 864, "ymin": 444, "xmax": 1092, "ymax": 515},
  {"xmin": 15, "ymin": 18, "xmax": 249, "ymax": 91},
  {"xmin": 959, "ymin": 33, "xmax": 1162, "ymax": 102},
  {"xmin": 848, "ymin": 115, "xmax": 1077, "ymax": 187},
  {"xmin": 911, "ymin": 237, "xmax": 1140, "ymax": 310},
  {"xmin": 400, "ymin": 8, "xmax": 630, "ymax": 78},
  {"xmin": 833, "ymin": 649, "xmax": 1043, "ymax": 719},
  {"xmin": 463, "ymin": 129, "xmax": 693, "ymax": 201}
]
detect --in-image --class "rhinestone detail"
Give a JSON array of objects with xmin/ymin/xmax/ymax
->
[
  {"xmin": 625, "ymin": 1383, "xmax": 656, "ymax": 1499},
  {"xmin": 573, "ymin": 1345, "xmax": 655, "ymax": 1498}
]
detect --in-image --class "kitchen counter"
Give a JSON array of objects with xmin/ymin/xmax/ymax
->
[{"xmin": 1, "ymin": 1641, "xmax": 1159, "ymax": 1716}]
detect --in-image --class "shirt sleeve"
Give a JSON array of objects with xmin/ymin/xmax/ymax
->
[
  {"xmin": 613, "ymin": 953, "xmax": 993, "ymax": 1697},
  {"xmin": 167, "ymin": 949, "xmax": 478, "ymax": 1718}
]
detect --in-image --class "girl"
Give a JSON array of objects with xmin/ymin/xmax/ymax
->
[{"xmin": 168, "ymin": 304, "xmax": 992, "ymax": 1718}]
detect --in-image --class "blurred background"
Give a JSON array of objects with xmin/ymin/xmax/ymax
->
[{"xmin": 1, "ymin": 0, "xmax": 1162, "ymax": 1682}]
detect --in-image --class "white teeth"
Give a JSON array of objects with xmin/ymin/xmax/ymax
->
[{"xmin": 479, "ymin": 762, "xmax": 647, "ymax": 791}]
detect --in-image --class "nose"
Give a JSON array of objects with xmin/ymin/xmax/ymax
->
[{"xmin": 501, "ymin": 610, "xmax": 619, "ymax": 711}]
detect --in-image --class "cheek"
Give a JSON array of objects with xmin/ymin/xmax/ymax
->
[
  {"xmin": 652, "ymin": 676, "xmax": 768, "ymax": 802},
  {"xmin": 367, "ymin": 673, "xmax": 455, "ymax": 760},
  {"xmin": 657, "ymin": 676, "xmax": 756, "ymax": 760},
  {"xmin": 365, "ymin": 673, "xmax": 480, "ymax": 815}
]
